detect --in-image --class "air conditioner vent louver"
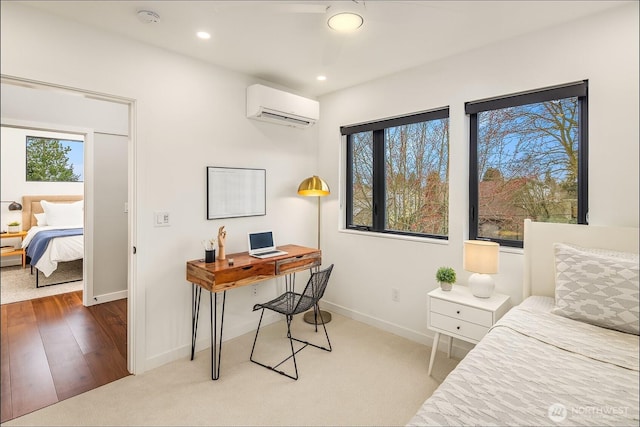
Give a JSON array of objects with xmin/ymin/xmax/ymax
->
[{"xmin": 246, "ymin": 84, "xmax": 319, "ymax": 128}]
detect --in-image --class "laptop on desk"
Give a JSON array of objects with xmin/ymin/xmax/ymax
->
[{"xmin": 248, "ymin": 231, "xmax": 288, "ymax": 259}]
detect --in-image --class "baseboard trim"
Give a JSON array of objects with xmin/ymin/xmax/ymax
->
[
  {"xmin": 145, "ymin": 310, "xmax": 281, "ymax": 372},
  {"xmin": 89, "ymin": 290, "xmax": 127, "ymax": 305}
]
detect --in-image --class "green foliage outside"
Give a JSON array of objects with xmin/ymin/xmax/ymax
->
[{"xmin": 26, "ymin": 138, "xmax": 80, "ymax": 182}]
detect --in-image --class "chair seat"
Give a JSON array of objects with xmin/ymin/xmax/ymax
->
[{"xmin": 253, "ymin": 291, "xmax": 315, "ymax": 316}]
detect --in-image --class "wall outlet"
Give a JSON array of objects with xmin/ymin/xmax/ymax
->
[
  {"xmin": 391, "ymin": 288, "xmax": 400, "ymax": 302},
  {"xmin": 252, "ymin": 285, "xmax": 258, "ymax": 296}
]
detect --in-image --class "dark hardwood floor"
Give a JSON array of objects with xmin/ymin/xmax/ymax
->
[{"xmin": 1, "ymin": 291, "xmax": 129, "ymax": 423}]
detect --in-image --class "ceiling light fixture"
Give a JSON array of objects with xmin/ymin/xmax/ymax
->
[
  {"xmin": 316, "ymin": 75, "xmax": 327, "ymax": 81},
  {"xmin": 196, "ymin": 31, "xmax": 211, "ymax": 40},
  {"xmin": 137, "ymin": 10, "xmax": 160, "ymax": 24},
  {"xmin": 327, "ymin": 2, "xmax": 364, "ymax": 32}
]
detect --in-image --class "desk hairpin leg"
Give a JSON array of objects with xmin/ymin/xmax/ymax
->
[
  {"xmin": 190, "ymin": 285, "xmax": 227, "ymax": 380},
  {"xmin": 211, "ymin": 290, "xmax": 226, "ymax": 380},
  {"xmin": 190, "ymin": 284, "xmax": 202, "ymax": 361}
]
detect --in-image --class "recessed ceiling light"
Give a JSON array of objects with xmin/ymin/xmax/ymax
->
[
  {"xmin": 316, "ymin": 75, "xmax": 327, "ymax": 81},
  {"xmin": 137, "ymin": 10, "xmax": 160, "ymax": 24},
  {"xmin": 196, "ymin": 31, "xmax": 211, "ymax": 40},
  {"xmin": 327, "ymin": 12, "xmax": 363, "ymax": 32}
]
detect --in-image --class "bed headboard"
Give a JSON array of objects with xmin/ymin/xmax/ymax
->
[
  {"xmin": 523, "ymin": 219, "xmax": 639, "ymax": 298},
  {"xmin": 22, "ymin": 195, "xmax": 84, "ymax": 231}
]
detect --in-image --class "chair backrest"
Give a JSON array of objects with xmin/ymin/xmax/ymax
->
[{"xmin": 294, "ymin": 264, "xmax": 334, "ymax": 314}]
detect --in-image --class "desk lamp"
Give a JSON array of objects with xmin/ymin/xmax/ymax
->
[
  {"xmin": 464, "ymin": 240, "xmax": 499, "ymax": 298},
  {"xmin": 297, "ymin": 175, "xmax": 332, "ymax": 324}
]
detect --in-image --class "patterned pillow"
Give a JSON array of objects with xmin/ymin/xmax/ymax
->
[{"xmin": 552, "ymin": 243, "xmax": 639, "ymax": 335}]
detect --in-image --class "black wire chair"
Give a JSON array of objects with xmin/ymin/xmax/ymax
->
[{"xmin": 249, "ymin": 264, "xmax": 334, "ymax": 380}]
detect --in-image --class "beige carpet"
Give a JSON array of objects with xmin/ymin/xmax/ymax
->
[
  {"xmin": 2, "ymin": 313, "xmax": 459, "ymax": 426},
  {"xmin": 0, "ymin": 260, "xmax": 83, "ymax": 304}
]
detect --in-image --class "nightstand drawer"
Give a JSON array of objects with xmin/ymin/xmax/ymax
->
[
  {"xmin": 430, "ymin": 312, "xmax": 489, "ymax": 342},
  {"xmin": 430, "ymin": 297, "xmax": 493, "ymax": 327}
]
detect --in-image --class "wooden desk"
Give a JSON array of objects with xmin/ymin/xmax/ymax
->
[{"xmin": 186, "ymin": 244, "xmax": 321, "ymax": 380}]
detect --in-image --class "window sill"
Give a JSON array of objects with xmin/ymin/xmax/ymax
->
[{"xmin": 338, "ymin": 228, "xmax": 449, "ymax": 246}]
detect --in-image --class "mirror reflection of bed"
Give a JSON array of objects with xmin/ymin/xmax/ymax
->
[{"xmin": 0, "ymin": 195, "xmax": 84, "ymax": 304}]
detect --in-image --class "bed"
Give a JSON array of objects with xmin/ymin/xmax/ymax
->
[
  {"xmin": 409, "ymin": 219, "xmax": 639, "ymax": 426},
  {"xmin": 20, "ymin": 195, "xmax": 84, "ymax": 287}
]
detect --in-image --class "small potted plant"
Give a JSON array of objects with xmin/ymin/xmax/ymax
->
[
  {"xmin": 7, "ymin": 221, "xmax": 21, "ymax": 233},
  {"xmin": 436, "ymin": 266, "xmax": 456, "ymax": 291}
]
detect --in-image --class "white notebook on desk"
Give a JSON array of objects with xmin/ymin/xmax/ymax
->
[{"xmin": 248, "ymin": 230, "xmax": 288, "ymax": 259}]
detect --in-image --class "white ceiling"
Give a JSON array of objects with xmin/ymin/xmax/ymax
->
[{"xmin": 20, "ymin": 0, "xmax": 629, "ymax": 97}]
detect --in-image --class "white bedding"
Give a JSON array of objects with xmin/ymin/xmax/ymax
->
[
  {"xmin": 22, "ymin": 225, "xmax": 84, "ymax": 277},
  {"xmin": 408, "ymin": 296, "xmax": 639, "ymax": 426}
]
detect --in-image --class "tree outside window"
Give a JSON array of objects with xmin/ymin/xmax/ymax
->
[
  {"xmin": 468, "ymin": 81, "xmax": 588, "ymax": 247},
  {"xmin": 26, "ymin": 137, "xmax": 84, "ymax": 182},
  {"xmin": 345, "ymin": 108, "xmax": 450, "ymax": 239}
]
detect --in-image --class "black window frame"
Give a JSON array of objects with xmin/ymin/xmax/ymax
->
[
  {"xmin": 343, "ymin": 107, "xmax": 450, "ymax": 240},
  {"xmin": 466, "ymin": 80, "xmax": 589, "ymax": 248}
]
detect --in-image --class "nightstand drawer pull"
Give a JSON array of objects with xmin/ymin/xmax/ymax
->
[{"xmin": 430, "ymin": 298, "xmax": 493, "ymax": 327}]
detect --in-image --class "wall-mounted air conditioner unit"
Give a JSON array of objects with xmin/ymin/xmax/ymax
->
[{"xmin": 246, "ymin": 84, "xmax": 319, "ymax": 128}]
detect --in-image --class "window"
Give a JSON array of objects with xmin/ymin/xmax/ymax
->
[
  {"xmin": 343, "ymin": 108, "xmax": 450, "ymax": 239},
  {"xmin": 26, "ymin": 136, "xmax": 83, "ymax": 182},
  {"xmin": 467, "ymin": 81, "xmax": 588, "ymax": 247}
]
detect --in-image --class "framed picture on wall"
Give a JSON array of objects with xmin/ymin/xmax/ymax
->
[{"xmin": 206, "ymin": 166, "xmax": 266, "ymax": 219}]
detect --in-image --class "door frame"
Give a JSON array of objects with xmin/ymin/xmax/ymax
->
[{"xmin": 1, "ymin": 74, "xmax": 139, "ymax": 374}]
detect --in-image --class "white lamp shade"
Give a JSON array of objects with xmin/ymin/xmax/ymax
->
[{"xmin": 463, "ymin": 240, "xmax": 499, "ymax": 274}]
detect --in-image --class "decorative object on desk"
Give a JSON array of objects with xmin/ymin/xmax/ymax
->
[
  {"xmin": 435, "ymin": 266, "xmax": 456, "ymax": 291},
  {"xmin": 202, "ymin": 236, "xmax": 217, "ymax": 263},
  {"xmin": 217, "ymin": 226, "xmax": 227, "ymax": 260},
  {"xmin": 464, "ymin": 240, "xmax": 499, "ymax": 298},
  {"xmin": 297, "ymin": 175, "xmax": 332, "ymax": 325},
  {"xmin": 7, "ymin": 221, "xmax": 21, "ymax": 233},
  {"xmin": 227, "ymin": 258, "xmax": 234, "ymax": 266}
]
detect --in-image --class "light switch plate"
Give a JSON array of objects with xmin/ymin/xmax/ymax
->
[{"xmin": 154, "ymin": 211, "xmax": 170, "ymax": 227}]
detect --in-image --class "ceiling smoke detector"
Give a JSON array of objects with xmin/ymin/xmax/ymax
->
[{"xmin": 137, "ymin": 10, "xmax": 160, "ymax": 24}]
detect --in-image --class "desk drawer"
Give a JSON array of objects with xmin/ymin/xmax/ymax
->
[
  {"xmin": 430, "ymin": 312, "xmax": 489, "ymax": 343},
  {"xmin": 275, "ymin": 252, "xmax": 321, "ymax": 275},
  {"xmin": 430, "ymin": 298, "xmax": 493, "ymax": 327},
  {"xmin": 214, "ymin": 262, "xmax": 275, "ymax": 287}
]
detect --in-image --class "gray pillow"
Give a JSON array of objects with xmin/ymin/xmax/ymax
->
[{"xmin": 552, "ymin": 243, "xmax": 639, "ymax": 335}]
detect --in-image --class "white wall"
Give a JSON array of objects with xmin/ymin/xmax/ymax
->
[
  {"xmin": 1, "ymin": 2, "xmax": 319, "ymax": 372},
  {"xmin": 317, "ymin": 3, "xmax": 639, "ymax": 352}
]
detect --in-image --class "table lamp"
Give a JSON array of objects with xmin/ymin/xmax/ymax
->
[
  {"xmin": 297, "ymin": 175, "xmax": 332, "ymax": 324},
  {"xmin": 463, "ymin": 240, "xmax": 499, "ymax": 298},
  {"xmin": 1, "ymin": 201, "xmax": 23, "ymax": 211}
]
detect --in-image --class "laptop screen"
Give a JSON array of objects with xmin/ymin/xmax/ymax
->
[{"xmin": 248, "ymin": 231, "xmax": 274, "ymax": 252}]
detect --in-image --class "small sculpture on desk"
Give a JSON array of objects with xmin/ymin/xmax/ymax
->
[{"xmin": 217, "ymin": 226, "xmax": 227, "ymax": 260}]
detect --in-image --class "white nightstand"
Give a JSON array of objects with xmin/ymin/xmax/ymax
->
[{"xmin": 427, "ymin": 285, "xmax": 510, "ymax": 376}]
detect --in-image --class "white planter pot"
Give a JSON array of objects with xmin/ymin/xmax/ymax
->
[{"xmin": 7, "ymin": 225, "xmax": 21, "ymax": 233}]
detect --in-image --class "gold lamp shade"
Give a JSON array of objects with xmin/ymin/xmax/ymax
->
[{"xmin": 297, "ymin": 175, "xmax": 330, "ymax": 197}]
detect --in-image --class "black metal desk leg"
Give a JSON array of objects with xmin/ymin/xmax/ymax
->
[
  {"xmin": 191, "ymin": 284, "xmax": 202, "ymax": 361},
  {"xmin": 211, "ymin": 290, "xmax": 227, "ymax": 380}
]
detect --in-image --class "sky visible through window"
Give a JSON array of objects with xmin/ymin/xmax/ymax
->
[{"xmin": 61, "ymin": 140, "xmax": 84, "ymax": 181}]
